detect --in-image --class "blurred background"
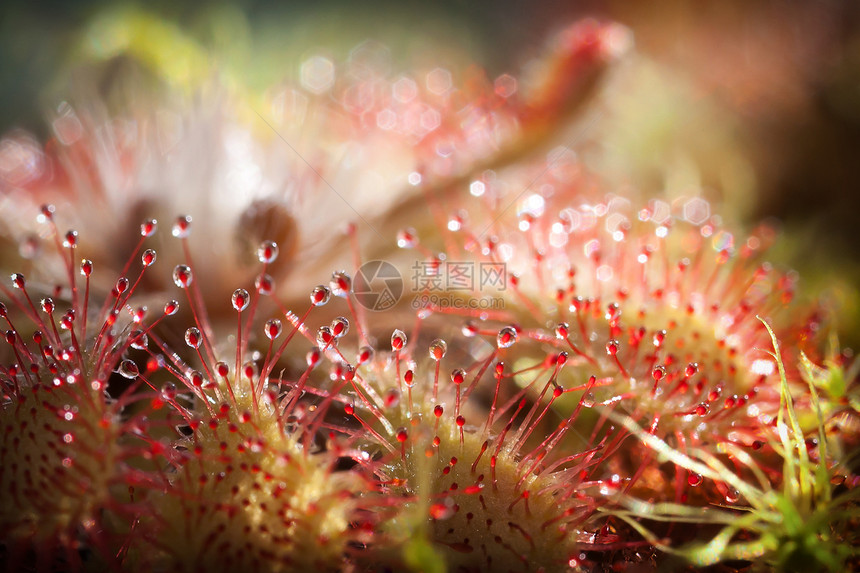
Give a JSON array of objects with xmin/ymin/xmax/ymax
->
[{"xmin": 1, "ymin": 0, "xmax": 859, "ymax": 345}]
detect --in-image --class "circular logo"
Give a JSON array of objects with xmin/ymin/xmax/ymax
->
[{"xmin": 354, "ymin": 260, "xmax": 403, "ymax": 311}]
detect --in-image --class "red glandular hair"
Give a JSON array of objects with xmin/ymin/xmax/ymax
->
[
  {"xmin": 0, "ymin": 206, "xmax": 169, "ymax": 571},
  {"xmin": 397, "ymin": 175, "xmax": 830, "ymax": 509}
]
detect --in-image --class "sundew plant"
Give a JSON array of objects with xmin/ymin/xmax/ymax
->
[{"xmin": 1, "ymin": 5, "xmax": 859, "ymax": 573}]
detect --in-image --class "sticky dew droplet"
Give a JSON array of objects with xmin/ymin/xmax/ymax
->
[
  {"xmin": 173, "ymin": 265, "xmax": 193, "ymax": 289},
  {"xmin": 497, "ymin": 326, "xmax": 518, "ymax": 349},
  {"xmin": 140, "ymin": 219, "xmax": 157, "ymax": 237},
  {"xmin": 331, "ymin": 317, "xmax": 350, "ymax": 338},
  {"xmin": 429, "ymin": 339, "xmax": 447, "ymax": 361},
  {"xmin": 141, "ymin": 249, "xmax": 157, "ymax": 267},
  {"xmin": 119, "ymin": 360, "xmax": 139, "ymax": 379},
  {"xmin": 330, "ymin": 271, "xmax": 352, "ymax": 297},
  {"xmin": 257, "ymin": 240, "xmax": 279, "ymax": 264},
  {"xmin": 391, "ymin": 329, "xmax": 407, "ymax": 351},
  {"xmin": 310, "ymin": 285, "xmax": 331, "ymax": 306},
  {"xmin": 317, "ymin": 326, "xmax": 334, "ymax": 349},
  {"xmin": 172, "ymin": 215, "xmax": 192, "ymax": 238},
  {"xmin": 264, "ymin": 319, "xmax": 282, "ymax": 340},
  {"xmin": 396, "ymin": 228, "xmax": 418, "ymax": 249},
  {"xmin": 255, "ymin": 273, "xmax": 275, "ymax": 295},
  {"xmin": 232, "ymin": 289, "xmax": 250, "ymax": 312},
  {"xmin": 185, "ymin": 327, "xmax": 202, "ymax": 349},
  {"xmin": 164, "ymin": 300, "xmax": 179, "ymax": 316}
]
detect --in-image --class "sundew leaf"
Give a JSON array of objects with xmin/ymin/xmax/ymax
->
[
  {"xmin": 759, "ymin": 316, "xmax": 813, "ymax": 508},
  {"xmin": 798, "ymin": 350, "xmax": 835, "ymax": 503},
  {"xmin": 677, "ymin": 512, "xmax": 767, "ymax": 567},
  {"xmin": 800, "ymin": 350, "xmax": 845, "ymax": 402}
]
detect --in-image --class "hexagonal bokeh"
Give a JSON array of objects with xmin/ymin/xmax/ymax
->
[
  {"xmin": 420, "ymin": 107, "xmax": 441, "ymax": 132},
  {"xmin": 392, "ymin": 76, "xmax": 418, "ymax": 103},
  {"xmin": 494, "ymin": 74, "xmax": 518, "ymax": 98},
  {"xmin": 683, "ymin": 197, "xmax": 710, "ymax": 225},
  {"xmin": 376, "ymin": 108, "xmax": 397, "ymax": 130},
  {"xmin": 426, "ymin": 67, "xmax": 452, "ymax": 96},
  {"xmin": 300, "ymin": 55, "xmax": 335, "ymax": 95}
]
